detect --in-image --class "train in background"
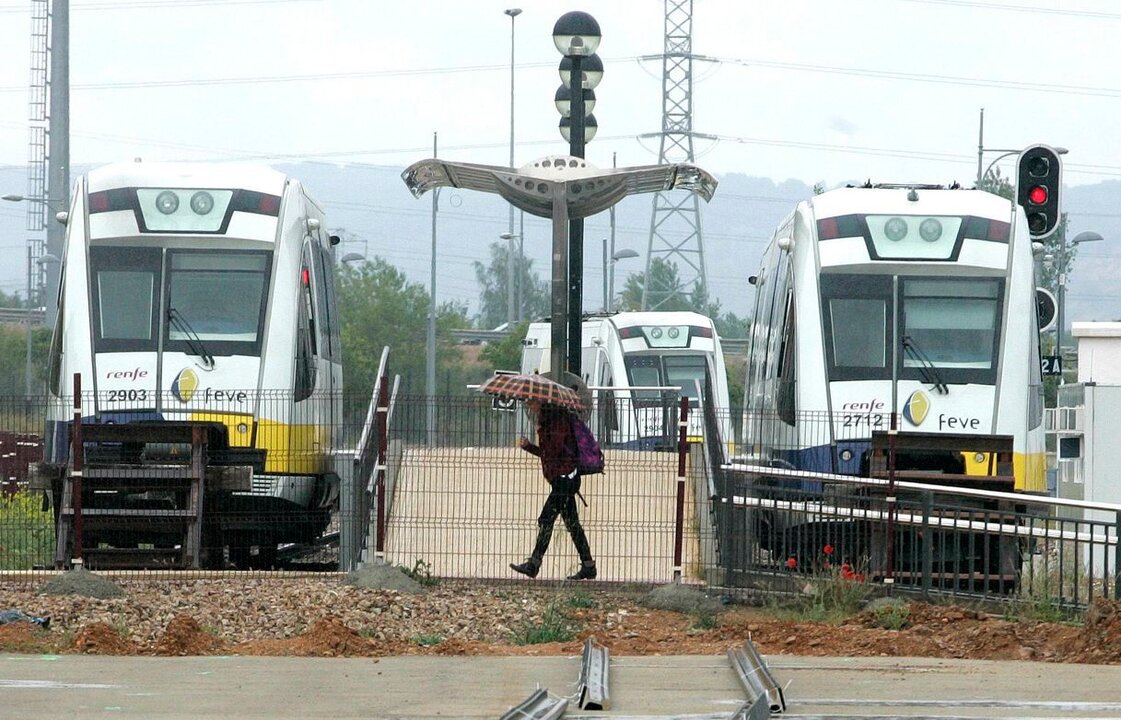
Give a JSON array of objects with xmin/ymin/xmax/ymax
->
[
  {"xmin": 521, "ymin": 311, "xmax": 732, "ymax": 449},
  {"xmin": 740, "ymin": 180, "xmax": 1048, "ymax": 583},
  {"xmin": 42, "ymin": 161, "xmax": 343, "ymax": 568}
]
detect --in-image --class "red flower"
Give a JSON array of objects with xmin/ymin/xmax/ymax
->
[
  {"xmin": 823, "ymin": 544, "xmax": 834, "ymax": 556},
  {"xmin": 785, "ymin": 557, "xmax": 797, "ymax": 569}
]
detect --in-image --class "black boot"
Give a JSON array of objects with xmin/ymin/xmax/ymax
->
[
  {"xmin": 567, "ymin": 560, "xmax": 597, "ymax": 580},
  {"xmin": 510, "ymin": 558, "xmax": 540, "ymax": 578}
]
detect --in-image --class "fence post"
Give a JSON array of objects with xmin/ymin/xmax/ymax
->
[
  {"xmin": 884, "ymin": 412, "xmax": 897, "ymax": 590},
  {"xmin": 374, "ymin": 375, "xmax": 389, "ymax": 562},
  {"xmin": 1115, "ymin": 511, "xmax": 1120, "ymax": 601},
  {"xmin": 71, "ymin": 373, "xmax": 83, "ymax": 568},
  {"xmin": 921, "ymin": 490, "xmax": 933, "ymax": 600},
  {"xmin": 673, "ymin": 396, "xmax": 689, "ymax": 583}
]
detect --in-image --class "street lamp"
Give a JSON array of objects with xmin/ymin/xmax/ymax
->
[
  {"xmin": 499, "ymin": 231, "xmax": 523, "ymax": 324},
  {"xmin": 1057, "ymin": 230, "xmax": 1104, "ymax": 364},
  {"xmin": 504, "ymin": 8, "xmax": 522, "ymax": 327},
  {"xmin": 603, "ymin": 244, "xmax": 638, "ymax": 312},
  {"xmin": 402, "ymin": 154, "xmax": 717, "ymax": 382},
  {"xmin": 553, "ymin": 11, "xmax": 602, "ymax": 376}
]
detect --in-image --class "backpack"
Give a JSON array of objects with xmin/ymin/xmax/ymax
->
[{"xmin": 570, "ymin": 416, "xmax": 605, "ymax": 475}]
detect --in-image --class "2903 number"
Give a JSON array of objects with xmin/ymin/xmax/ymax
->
[{"xmin": 107, "ymin": 389, "xmax": 148, "ymax": 402}]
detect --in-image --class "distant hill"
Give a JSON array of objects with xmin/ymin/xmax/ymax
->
[{"xmin": 2, "ymin": 161, "xmax": 1114, "ymax": 326}]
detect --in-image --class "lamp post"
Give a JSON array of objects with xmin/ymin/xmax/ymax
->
[
  {"xmin": 1057, "ymin": 230, "xmax": 1104, "ymax": 368},
  {"xmin": 553, "ymin": 11, "xmax": 602, "ymax": 376},
  {"xmin": 603, "ymin": 243, "xmax": 638, "ymax": 312},
  {"xmin": 499, "ymin": 231, "xmax": 521, "ymax": 323},
  {"xmin": 504, "ymin": 8, "xmax": 522, "ymax": 327},
  {"xmin": 402, "ymin": 155, "xmax": 717, "ymax": 384}
]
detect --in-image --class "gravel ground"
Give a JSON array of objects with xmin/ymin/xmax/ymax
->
[{"xmin": 3, "ymin": 568, "xmax": 1121, "ymax": 664}]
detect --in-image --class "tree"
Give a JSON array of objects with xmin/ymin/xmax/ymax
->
[
  {"xmin": 473, "ymin": 243, "xmax": 549, "ymax": 330},
  {"xmin": 616, "ymin": 257, "xmax": 693, "ymax": 313},
  {"xmin": 336, "ymin": 258, "xmax": 472, "ymax": 400},
  {"xmin": 479, "ymin": 321, "xmax": 528, "ymax": 373}
]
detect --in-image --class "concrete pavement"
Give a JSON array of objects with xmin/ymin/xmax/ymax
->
[{"xmin": 3, "ymin": 653, "xmax": 1121, "ymax": 718}]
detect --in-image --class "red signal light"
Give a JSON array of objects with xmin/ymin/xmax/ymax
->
[{"xmin": 1028, "ymin": 185, "xmax": 1048, "ymax": 205}]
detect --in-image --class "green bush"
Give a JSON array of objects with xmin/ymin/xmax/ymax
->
[{"xmin": 0, "ymin": 490, "xmax": 54, "ymax": 570}]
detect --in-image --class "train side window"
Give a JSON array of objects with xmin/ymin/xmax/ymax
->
[
  {"xmin": 777, "ymin": 290, "xmax": 796, "ymax": 425},
  {"xmin": 295, "ymin": 254, "xmax": 318, "ymax": 401},
  {"xmin": 47, "ymin": 289, "xmax": 64, "ymax": 396},
  {"xmin": 317, "ymin": 245, "xmax": 341, "ymax": 362}
]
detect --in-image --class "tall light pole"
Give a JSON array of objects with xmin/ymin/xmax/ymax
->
[
  {"xmin": 554, "ymin": 11, "xmax": 602, "ymax": 376},
  {"xmin": 1057, "ymin": 230, "xmax": 1104, "ymax": 368},
  {"xmin": 3, "ymin": 194, "xmax": 48, "ymax": 396},
  {"xmin": 603, "ymin": 243, "xmax": 638, "ymax": 312},
  {"xmin": 504, "ymin": 8, "xmax": 521, "ymax": 328},
  {"xmin": 426, "ymin": 132, "xmax": 439, "ymax": 445}
]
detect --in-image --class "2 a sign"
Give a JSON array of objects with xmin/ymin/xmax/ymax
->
[{"xmin": 1041, "ymin": 355, "xmax": 1063, "ymax": 377}]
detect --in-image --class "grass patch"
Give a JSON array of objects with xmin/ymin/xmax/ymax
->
[
  {"xmin": 397, "ymin": 559, "xmax": 439, "ymax": 587},
  {"xmin": 566, "ymin": 589, "xmax": 595, "ymax": 609},
  {"xmin": 691, "ymin": 612, "xmax": 719, "ymax": 630},
  {"xmin": 411, "ymin": 633, "xmax": 444, "ymax": 647},
  {"xmin": 511, "ymin": 599, "xmax": 579, "ymax": 645},
  {"xmin": 0, "ymin": 490, "xmax": 55, "ymax": 570},
  {"xmin": 869, "ymin": 602, "xmax": 911, "ymax": 630},
  {"xmin": 776, "ymin": 564, "xmax": 872, "ymax": 624}
]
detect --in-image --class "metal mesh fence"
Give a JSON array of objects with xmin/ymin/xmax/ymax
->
[{"xmin": 1, "ymin": 388, "xmax": 1118, "ymax": 612}]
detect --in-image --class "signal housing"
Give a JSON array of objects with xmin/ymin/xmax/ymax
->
[{"xmin": 1017, "ymin": 144, "xmax": 1063, "ymax": 240}]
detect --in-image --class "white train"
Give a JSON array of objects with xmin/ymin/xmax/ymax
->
[
  {"xmin": 43, "ymin": 161, "xmax": 343, "ymax": 567},
  {"xmin": 743, "ymin": 184, "xmax": 1045, "ymax": 486},
  {"xmin": 521, "ymin": 311, "xmax": 732, "ymax": 449},
  {"xmin": 740, "ymin": 183, "xmax": 1047, "ymax": 584}
]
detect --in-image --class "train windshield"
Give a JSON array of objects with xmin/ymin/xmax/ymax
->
[
  {"xmin": 624, "ymin": 354, "xmax": 709, "ymax": 405},
  {"xmin": 89, "ymin": 246, "xmax": 271, "ymax": 355},
  {"xmin": 821, "ymin": 273, "xmax": 1002, "ymax": 386}
]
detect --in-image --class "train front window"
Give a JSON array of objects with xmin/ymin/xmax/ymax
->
[
  {"xmin": 820, "ymin": 274, "xmax": 893, "ymax": 382},
  {"xmin": 624, "ymin": 354, "xmax": 709, "ymax": 406},
  {"xmin": 90, "ymin": 246, "xmax": 161, "ymax": 352},
  {"xmin": 664, "ymin": 355, "xmax": 708, "ymax": 402},
  {"xmin": 166, "ymin": 252, "xmax": 271, "ymax": 355},
  {"xmin": 901, "ymin": 278, "xmax": 1002, "ymax": 373}
]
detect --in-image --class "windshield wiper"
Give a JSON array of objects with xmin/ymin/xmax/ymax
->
[
  {"xmin": 168, "ymin": 307, "xmax": 215, "ymax": 369},
  {"xmin": 902, "ymin": 335, "xmax": 948, "ymax": 394}
]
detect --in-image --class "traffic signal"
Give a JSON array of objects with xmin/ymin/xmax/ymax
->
[{"xmin": 1017, "ymin": 144, "xmax": 1063, "ymax": 239}]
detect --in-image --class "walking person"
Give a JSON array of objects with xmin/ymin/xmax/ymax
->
[{"xmin": 510, "ymin": 397, "xmax": 597, "ymax": 580}]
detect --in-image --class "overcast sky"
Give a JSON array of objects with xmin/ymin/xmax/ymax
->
[{"xmin": 1, "ymin": 0, "xmax": 1119, "ymax": 310}]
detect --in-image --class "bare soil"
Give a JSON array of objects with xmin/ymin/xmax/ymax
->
[{"xmin": 2, "ymin": 576, "xmax": 1120, "ymax": 664}]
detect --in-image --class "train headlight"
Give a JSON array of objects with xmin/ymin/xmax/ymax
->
[
  {"xmin": 667, "ymin": 327, "xmax": 680, "ymax": 339},
  {"xmin": 839, "ymin": 449, "xmax": 853, "ymax": 462},
  {"xmin": 920, "ymin": 218, "xmax": 943, "ymax": 242},
  {"xmin": 974, "ymin": 452, "xmax": 985, "ymax": 464},
  {"xmin": 237, "ymin": 422, "xmax": 249, "ymax": 434},
  {"xmin": 155, "ymin": 191, "xmax": 179, "ymax": 215},
  {"xmin": 190, "ymin": 191, "xmax": 215, "ymax": 215},
  {"xmin": 884, "ymin": 217, "xmax": 908, "ymax": 241},
  {"xmin": 650, "ymin": 327, "xmax": 663, "ymax": 339}
]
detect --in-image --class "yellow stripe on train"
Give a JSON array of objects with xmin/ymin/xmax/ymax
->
[{"xmin": 187, "ymin": 412, "xmax": 330, "ymax": 475}]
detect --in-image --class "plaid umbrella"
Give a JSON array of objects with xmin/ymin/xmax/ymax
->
[{"xmin": 478, "ymin": 373, "xmax": 585, "ymax": 411}]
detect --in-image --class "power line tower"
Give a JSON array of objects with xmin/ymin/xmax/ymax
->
[
  {"xmin": 25, "ymin": 0, "xmax": 68, "ymax": 328},
  {"xmin": 641, "ymin": 0, "xmax": 715, "ymax": 311},
  {"xmin": 25, "ymin": 0, "xmax": 49, "ymax": 294}
]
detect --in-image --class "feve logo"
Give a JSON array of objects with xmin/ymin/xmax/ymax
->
[
  {"xmin": 902, "ymin": 390, "xmax": 930, "ymax": 426},
  {"xmin": 172, "ymin": 368, "xmax": 199, "ymax": 403}
]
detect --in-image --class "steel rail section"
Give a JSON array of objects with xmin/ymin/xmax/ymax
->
[
  {"xmin": 577, "ymin": 636, "xmax": 610, "ymax": 710},
  {"xmin": 499, "ymin": 688, "xmax": 567, "ymax": 720},
  {"xmin": 728, "ymin": 639, "xmax": 786, "ymax": 714},
  {"xmin": 730, "ymin": 694, "xmax": 772, "ymax": 720}
]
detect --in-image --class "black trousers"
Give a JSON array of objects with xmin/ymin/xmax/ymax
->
[{"xmin": 530, "ymin": 473, "xmax": 593, "ymax": 564}]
